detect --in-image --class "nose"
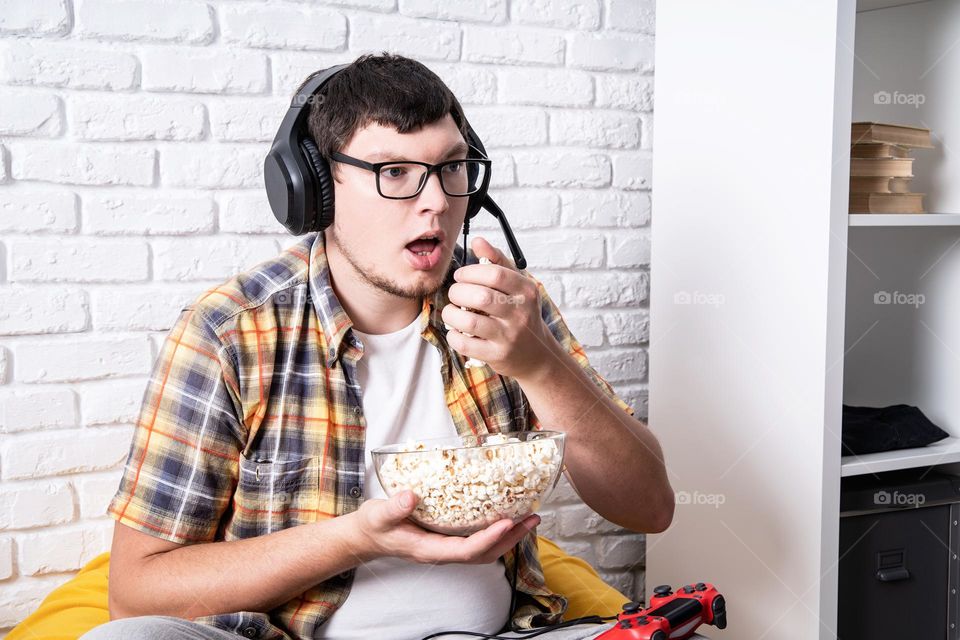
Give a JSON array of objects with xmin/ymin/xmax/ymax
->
[{"xmin": 416, "ymin": 168, "xmax": 449, "ymax": 213}]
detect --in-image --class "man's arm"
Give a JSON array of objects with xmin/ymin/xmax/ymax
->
[
  {"xmin": 109, "ymin": 490, "xmax": 540, "ymax": 620},
  {"xmin": 442, "ymin": 237, "xmax": 675, "ymax": 534},
  {"xmin": 109, "ymin": 516, "xmax": 360, "ymax": 620},
  {"xmin": 514, "ymin": 336, "xmax": 675, "ymax": 534}
]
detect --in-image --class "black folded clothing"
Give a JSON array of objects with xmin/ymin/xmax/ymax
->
[{"xmin": 842, "ymin": 404, "xmax": 950, "ymax": 456}]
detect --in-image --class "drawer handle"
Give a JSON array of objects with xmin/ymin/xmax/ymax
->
[{"xmin": 876, "ymin": 568, "xmax": 910, "ymax": 582}]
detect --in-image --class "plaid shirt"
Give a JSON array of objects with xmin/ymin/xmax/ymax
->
[{"xmin": 108, "ymin": 231, "xmax": 635, "ymax": 639}]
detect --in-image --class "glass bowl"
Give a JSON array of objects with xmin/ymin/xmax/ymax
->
[{"xmin": 371, "ymin": 430, "xmax": 566, "ymax": 536}]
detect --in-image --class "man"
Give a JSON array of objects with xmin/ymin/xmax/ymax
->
[{"xmin": 82, "ymin": 54, "xmax": 674, "ymax": 640}]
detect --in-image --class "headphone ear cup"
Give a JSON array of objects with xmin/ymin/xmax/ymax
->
[
  {"xmin": 466, "ymin": 161, "xmax": 481, "ymax": 219},
  {"xmin": 464, "ymin": 128, "xmax": 488, "ymax": 221},
  {"xmin": 299, "ymin": 138, "xmax": 335, "ymax": 232}
]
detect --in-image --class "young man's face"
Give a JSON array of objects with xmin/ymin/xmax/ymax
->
[{"xmin": 327, "ymin": 113, "xmax": 470, "ymax": 300}]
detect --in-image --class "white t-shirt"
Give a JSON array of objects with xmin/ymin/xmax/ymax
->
[{"xmin": 318, "ymin": 313, "xmax": 513, "ymax": 639}]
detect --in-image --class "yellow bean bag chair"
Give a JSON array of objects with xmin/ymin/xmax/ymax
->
[{"xmin": 6, "ymin": 536, "xmax": 630, "ymax": 639}]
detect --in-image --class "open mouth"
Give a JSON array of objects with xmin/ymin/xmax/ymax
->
[{"xmin": 404, "ymin": 235, "xmax": 443, "ymax": 270}]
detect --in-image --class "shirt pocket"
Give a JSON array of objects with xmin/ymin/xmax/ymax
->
[{"xmin": 234, "ymin": 454, "xmax": 321, "ymax": 536}]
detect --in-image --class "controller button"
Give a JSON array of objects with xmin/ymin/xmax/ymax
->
[
  {"xmin": 653, "ymin": 585, "xmax": 673, "ymax": 597},
  {"xmin": 622, "ymin": 601, "xmax": 642, "ymax": 614},
  {"xmin": 636, "ymin": 616, "xmax": 649, "ymax": 626},
  {"xmin": 683, "ymin": 586, "xmax": 695, "ymax": 593},
  {"xmin": 696, "ymin": 582, "xmax": 707, "ymax": 590}
]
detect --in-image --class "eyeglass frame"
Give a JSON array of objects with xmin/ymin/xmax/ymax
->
[{"xmin": 328, "ymin": 147, "xmax": 492, "ymax": 200}]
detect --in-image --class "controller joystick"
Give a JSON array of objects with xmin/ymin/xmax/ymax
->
[{"xmin": 711, "ymin": 594, "xmax": 727, "ymax": 630}]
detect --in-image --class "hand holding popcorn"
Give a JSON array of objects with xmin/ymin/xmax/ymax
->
[
  {"xmin": 372, "ymin": 432, "xmax": 565, "ymax": 536},
  {"xmin": 352, "ymin": 489, "xmax": 541, "ymax": 565},
  {"xmin": 442, "ymin": 237, "xmax": 557, "ymax": 382}
]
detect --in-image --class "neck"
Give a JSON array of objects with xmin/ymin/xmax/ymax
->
[{"xmin": 323, "ymin": 232, "xmax": 422, "ymax": 335}]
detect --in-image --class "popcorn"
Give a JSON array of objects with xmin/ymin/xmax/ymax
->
[{"xmin": 375, "ymin": 434, "xmax": 563, "ymax": 535}]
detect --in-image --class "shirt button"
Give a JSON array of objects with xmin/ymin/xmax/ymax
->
[
  {"xmin": 353, "ymin": 406, "xmax": 362, "ymax": 416},
  {"xmin": 349, "ymin": 486, "xmax": 362, "ymax": 498},
  {"xmin": 241, "ymin": 627, "xmax": 257, "ymax": 638}
]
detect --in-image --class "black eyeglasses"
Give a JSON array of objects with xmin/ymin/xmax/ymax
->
[{"xmin": 329, "ymin": 148, "xmax": 491, "ymax": 200}]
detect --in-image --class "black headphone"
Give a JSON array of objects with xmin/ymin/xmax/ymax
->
[{"xmin": 263, "ymin": 63, "xmax": 527, "ymax": 269}]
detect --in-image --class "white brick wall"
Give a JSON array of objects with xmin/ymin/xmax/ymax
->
[{"xmin": 0, "ymin": 0, "xmax": 654, "ymax": 633}]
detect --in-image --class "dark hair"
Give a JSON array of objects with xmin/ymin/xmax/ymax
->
[{"xmin": 297, "ymin": 53, "xmax": 470, "ymax": 178}]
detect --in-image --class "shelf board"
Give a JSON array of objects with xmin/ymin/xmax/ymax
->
[
  {"xmin": 848, "ymin": 213, "xmax": 960, "ymax": 227},
  {"xmin": 841, "ymin": 436, "xmax": 960, "ymax": 477},
  {"xmin": 856, "ymin": 0, "xmax": 929, "ymax": 12}
]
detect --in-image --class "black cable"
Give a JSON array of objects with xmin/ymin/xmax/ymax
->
[
  {"xmin": 462, "ymin": 217, "xmax": 471, "ymax": 266},
  {"xmin": 419, "ymin": 615, "xmax": 617, "ymax": 640},
  {"xmin": 507, "ymin": 540, "xmax": 520, "ymax": 632},
  {"xmin": 419, "ymin": 540, "xmax": 617, "ymax": 640}
]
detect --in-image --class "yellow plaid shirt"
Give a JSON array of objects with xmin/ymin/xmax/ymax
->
[{"xmin": 108, "ymin": 231, "xmax": 635, "ymax": 639}]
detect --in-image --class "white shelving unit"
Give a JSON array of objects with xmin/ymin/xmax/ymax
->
[
  {"xmin": 849, "ymin": 213, "xmax": 960, "ymax": 226},
  {"xmin": 841, "ymin": 436, "xmax": 960, "ymax": 477},
  {"xmin": 649, "ymin": 0, "xmax": 960, "ymax": 637}
]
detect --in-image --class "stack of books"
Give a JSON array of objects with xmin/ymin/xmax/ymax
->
[{"xmin": 850, "ymin": 122, "xmax": 934, "ymax": 214}]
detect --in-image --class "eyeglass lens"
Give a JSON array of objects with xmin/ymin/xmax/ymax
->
[{"xmin": 377, "ymin": 161, "xmax": 487, "ymax": 198}]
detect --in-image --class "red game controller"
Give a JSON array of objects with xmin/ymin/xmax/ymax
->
[{"xmin": 596, "ymin": 582, "xmax": 726, "ymax": 639}]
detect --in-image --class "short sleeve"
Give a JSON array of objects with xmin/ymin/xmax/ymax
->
[
  {"xmin": 525, "ymin": 273, "xmax": 636, "ymax": 425},
  {"xmin": 107, "ymin": 305, "xmax": 245, "ymax": 545}
]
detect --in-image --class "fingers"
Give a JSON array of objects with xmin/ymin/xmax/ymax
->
[
  {"xmin": 441, "ymin": 304, "xmax": 498, "ymax": 340},
  {"xmin": 456, "ymin": 514, "xmax": 541, "ymax": 564},
  {"xmin": 469, "ymin": 237, "xmax": 514, "ymax": 269},
  {"xmin": 364, "ymin": 502, "xmax": 540, "ymax": 566},
  {"xmin": 478, "ymin": 515, "xmax": 541, "ymax": 562},
  {"xmin": 447, "ymin": 283, "xmax": 524, "ymax": 317},
  {"xmin": 454, "ymin": 261, "xmax": 527, "ymax": 295},
  {"xmin": 378, "ymin": 491, "xmax": 419, "ymax": 526}
]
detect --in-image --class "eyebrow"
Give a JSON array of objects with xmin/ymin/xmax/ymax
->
[{"xmin": 366, "ymin": 141, "xmax": 469, "ymax": 163}]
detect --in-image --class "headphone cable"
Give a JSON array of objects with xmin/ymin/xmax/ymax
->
[
  {"xmin": 419, "ymin": 541, "xmax": 617, "ymax": 640},
  {"xmin": 462, "ymin": 218, "xmax": 471, "ymax": 266}
]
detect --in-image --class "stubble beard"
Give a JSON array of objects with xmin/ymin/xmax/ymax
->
[{"xmin": 330, "ymin": 224, "xmax": 448, "ymax": 301}]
